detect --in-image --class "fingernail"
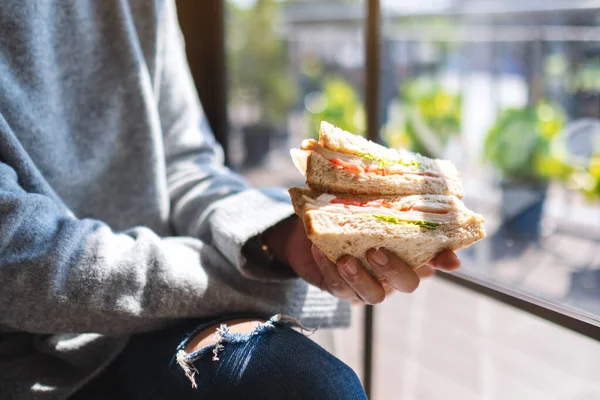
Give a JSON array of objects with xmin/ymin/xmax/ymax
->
[
  {"xmin": 341, "ymin": 259, "xmax": 358, "ymax": 275},
  {"xmin": 371, "ymin": 249, "xmax": 389, "ymax": 266}
]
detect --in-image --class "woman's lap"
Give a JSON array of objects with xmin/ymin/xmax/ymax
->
[{"xmin": 73, "ymin": 315, "xmax": 366, "ymax": 400}]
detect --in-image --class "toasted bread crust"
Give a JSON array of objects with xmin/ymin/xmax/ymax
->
[{"xmin": 319, "ymin": 121, "xmax": 389, "ymax": 157}]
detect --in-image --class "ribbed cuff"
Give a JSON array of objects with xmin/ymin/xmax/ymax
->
[{"xmin": 209, "ymin": 188, "xmax": 297, "ymax": 282}]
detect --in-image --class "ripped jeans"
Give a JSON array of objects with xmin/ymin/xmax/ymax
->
[{"xmin": 73, "ymin": 315, "xmax": 367, "ymax": 400}]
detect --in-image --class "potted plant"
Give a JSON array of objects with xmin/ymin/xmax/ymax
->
[
  {"xmin": 305, "ymin": 77, "xmax": 366, "ymax": 139},
  {"xmin": 228, "ymin": 0, "xmax": 296, "ymax": 167},
  {"xmin": 396, "ymin": 78, "xmax": 462, "ymax": 159},
  {"xmin": 483, "ymin": 101, "xmax": 569, "ymax": 240}
]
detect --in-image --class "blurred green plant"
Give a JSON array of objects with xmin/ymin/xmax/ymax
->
[
  {"xmin": 227, "ymin": 0, "xmax": 296, "ymax": 125},
  {"xmin": 385, "ymin": 78, "xmax": 461, "ymax": 157},
  {"xmin": 583, "ymin": 154, "xmax": 600, "ymax": 199},
  {"xmin": 566, "ymin": 60, "xmax": 600, "ymax": 93},
  {"xmin": 382, "ymin": 120, "xmax": 412, "ymax": 150},
  {"xmin": 305, "ymin": 78, "xmax": 366, "ymax": 138},
  {"xmin": 567, "ymin": 153, "xmax": 600, "ymax": 200},
  {"xmin": 392, "ymin": 17, "xmax": 461, "ymax": 55},
  {"xmin": 484, "ymin": 101, "xmax": 571, "ymax": 184}
]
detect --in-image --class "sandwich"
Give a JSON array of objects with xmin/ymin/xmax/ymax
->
[
  {"xmin": 290, "ymin": 121, "xmax": 464, "ymax": 197},
  {"xmin": 289, "ymin": 122, "xmax": 485, "ymax": 278},
  {"xmin": 289, "ymin": 188, "xmax": 485, "ymax": 278}
]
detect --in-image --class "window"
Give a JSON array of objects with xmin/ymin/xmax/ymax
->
[
  {"xmin": 224, "ymin": 0, "xmax": 600, "ymax": 331},
  {"xmin": 379, "ymin": 1, "xmax": 600, "ymax": 327}
]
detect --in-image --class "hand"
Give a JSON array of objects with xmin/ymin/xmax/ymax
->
[{"xmin": 263, "ymin": 217, "xmax": 461, "ymax": 304}]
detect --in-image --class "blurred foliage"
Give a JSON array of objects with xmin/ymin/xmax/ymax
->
[
  {"xmin": 391, "ymin": 17, "xmax": 461, "ymax": 55},
  {"xmin": 567, "ymin": 153, "xmax": 600, "ymax": 200},
  {"xmin": 566, "ymin": 60, "xmax": 600, "ymax": 93},
  {"xmin": 384, "ymin": 78, "xmax": 461, "ymax": 157},
  {"xmin": 583, "ymin": 154, "xmax": 600, "ymax": 199},
  {"xmin": 227, "ymin": 0, "xmax": 296, "ymax": 125},
  {"xmin": 544, "ymin": 53, "xmax": 569, "ymax": 78},
  {"xmin": 484, "ymin": 101, "xmax": 570, "ymax": 184},
  {"xmin": 305, "ymin": 78, "xmax": 365, "ymax": 138},
  {"xmin": 382, "ymin": 118, "xmax": 412, "ymax": 150},
  {"xmin": 300, "ymin": 52, "xmax": 325, "ymax": 80}
]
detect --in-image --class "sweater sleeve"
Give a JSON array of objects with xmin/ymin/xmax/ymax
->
[
  {"xmin": 158, "ymin": 0, "xmax": 297, "ymax": 281},
  {"xmin": 0, "ymin": 159, "xmax": 350, "ymax": 334},
  {"xmin": 0, "ymin": 1, "xmax": 351, "ymax": 335}
]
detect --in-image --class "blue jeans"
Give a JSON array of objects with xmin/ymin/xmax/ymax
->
[{"xmin": 73, "ymin": 315, "xmax": 367, "ymax": 399}]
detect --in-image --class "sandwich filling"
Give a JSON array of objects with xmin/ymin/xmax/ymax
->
[
  {"xmin": 302, "ymin": 138, "xmax": 421, "ymax": 175},
  {"xmin": 303, "ymin": 193, "xmax": 474, "ymax": 229},
  {"xmin": 296, "ymin": 139, "xmax": 452, "ymax": 178}
]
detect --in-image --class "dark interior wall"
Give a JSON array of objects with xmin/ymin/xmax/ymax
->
[{"xmin": 176, "ymin": 0, "xmax": 229, "ymax": 164}]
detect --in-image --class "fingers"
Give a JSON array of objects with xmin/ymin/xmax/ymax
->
[
  {"xmin": 428, "ymin": 251, "xmax": 461, "ymax": 271},
  {"xmin": 311, "ymin": 245, "xmax": 356, "ymax": 299},
  {"xmin": 336, "ymin": 256, "xmax": 386, "ymax": 304},
  {"xmin": 365, "ymin": 249, "xmax": 420, "ymax": 293},
  {"xmin": 310, "ymin": 246, "xmax": 450, "ymax": 302},
  {"xmin": 351, "ymin": 281, "xmax": 395, "ymax": 305},
  {"xmin": 416, "ymin": 265, "xmax": 436, "ymax": 278},
  {"xmin": 382, "ymin": 280, "xmax": 396, "ymax": 296}
]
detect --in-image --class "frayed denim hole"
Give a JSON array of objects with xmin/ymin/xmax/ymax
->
[
  {"xmin": 174, "ymin": 313, "xmax": 314, "ymax": 388},
  {"xmin": 172, "ymin": 313, "xmax": 269, "ymax": 362}
]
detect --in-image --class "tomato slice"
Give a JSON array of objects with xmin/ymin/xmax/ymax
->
[
  {"xmin": 330, "ymin": 159, "xmax": 365, "ymax": 174},
  {"xmin": 330, "ymin": 158, "xmax": 345, "ymax": 168},
  {"xmin": 330, "ymin": 158, "xmax": 395, "ymax": 176},
  {"xmin": 364, "ymin": 166, "xmax": 387, "ymax": 176}
]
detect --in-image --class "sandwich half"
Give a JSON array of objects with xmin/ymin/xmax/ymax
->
[
  {"xmin": 291, "ymin": 121, "xmax": 464, "ymax": 197},
  {"xmin": 289, "ymin": 187, "xmax": 485, "ymax": 279}
]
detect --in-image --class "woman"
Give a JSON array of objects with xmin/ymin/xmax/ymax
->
[{"xmin": 0, "ymin": 1, "xmax": 459, "ymax": 398}]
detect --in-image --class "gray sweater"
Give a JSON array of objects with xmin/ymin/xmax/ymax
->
[{"xmin": 0, "ymin": 1, "xmax": 349, "ymax": 398}]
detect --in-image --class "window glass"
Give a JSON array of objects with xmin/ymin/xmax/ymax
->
[
  {"xmin": 226, "ymin": 0, "xmax": 366, "ymax": 188},
  {"xmin": 380, "ymin": 1, "xmax": 600, "ymax": 320}
]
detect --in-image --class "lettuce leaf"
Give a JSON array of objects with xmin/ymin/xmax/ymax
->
[
  {"xmin": 372, "ymin": 214, "xmax": 439, "ymax": 229},
  {"xmin": 362, "ymin": 153, "xmax": 421, "ymax": 169}
]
